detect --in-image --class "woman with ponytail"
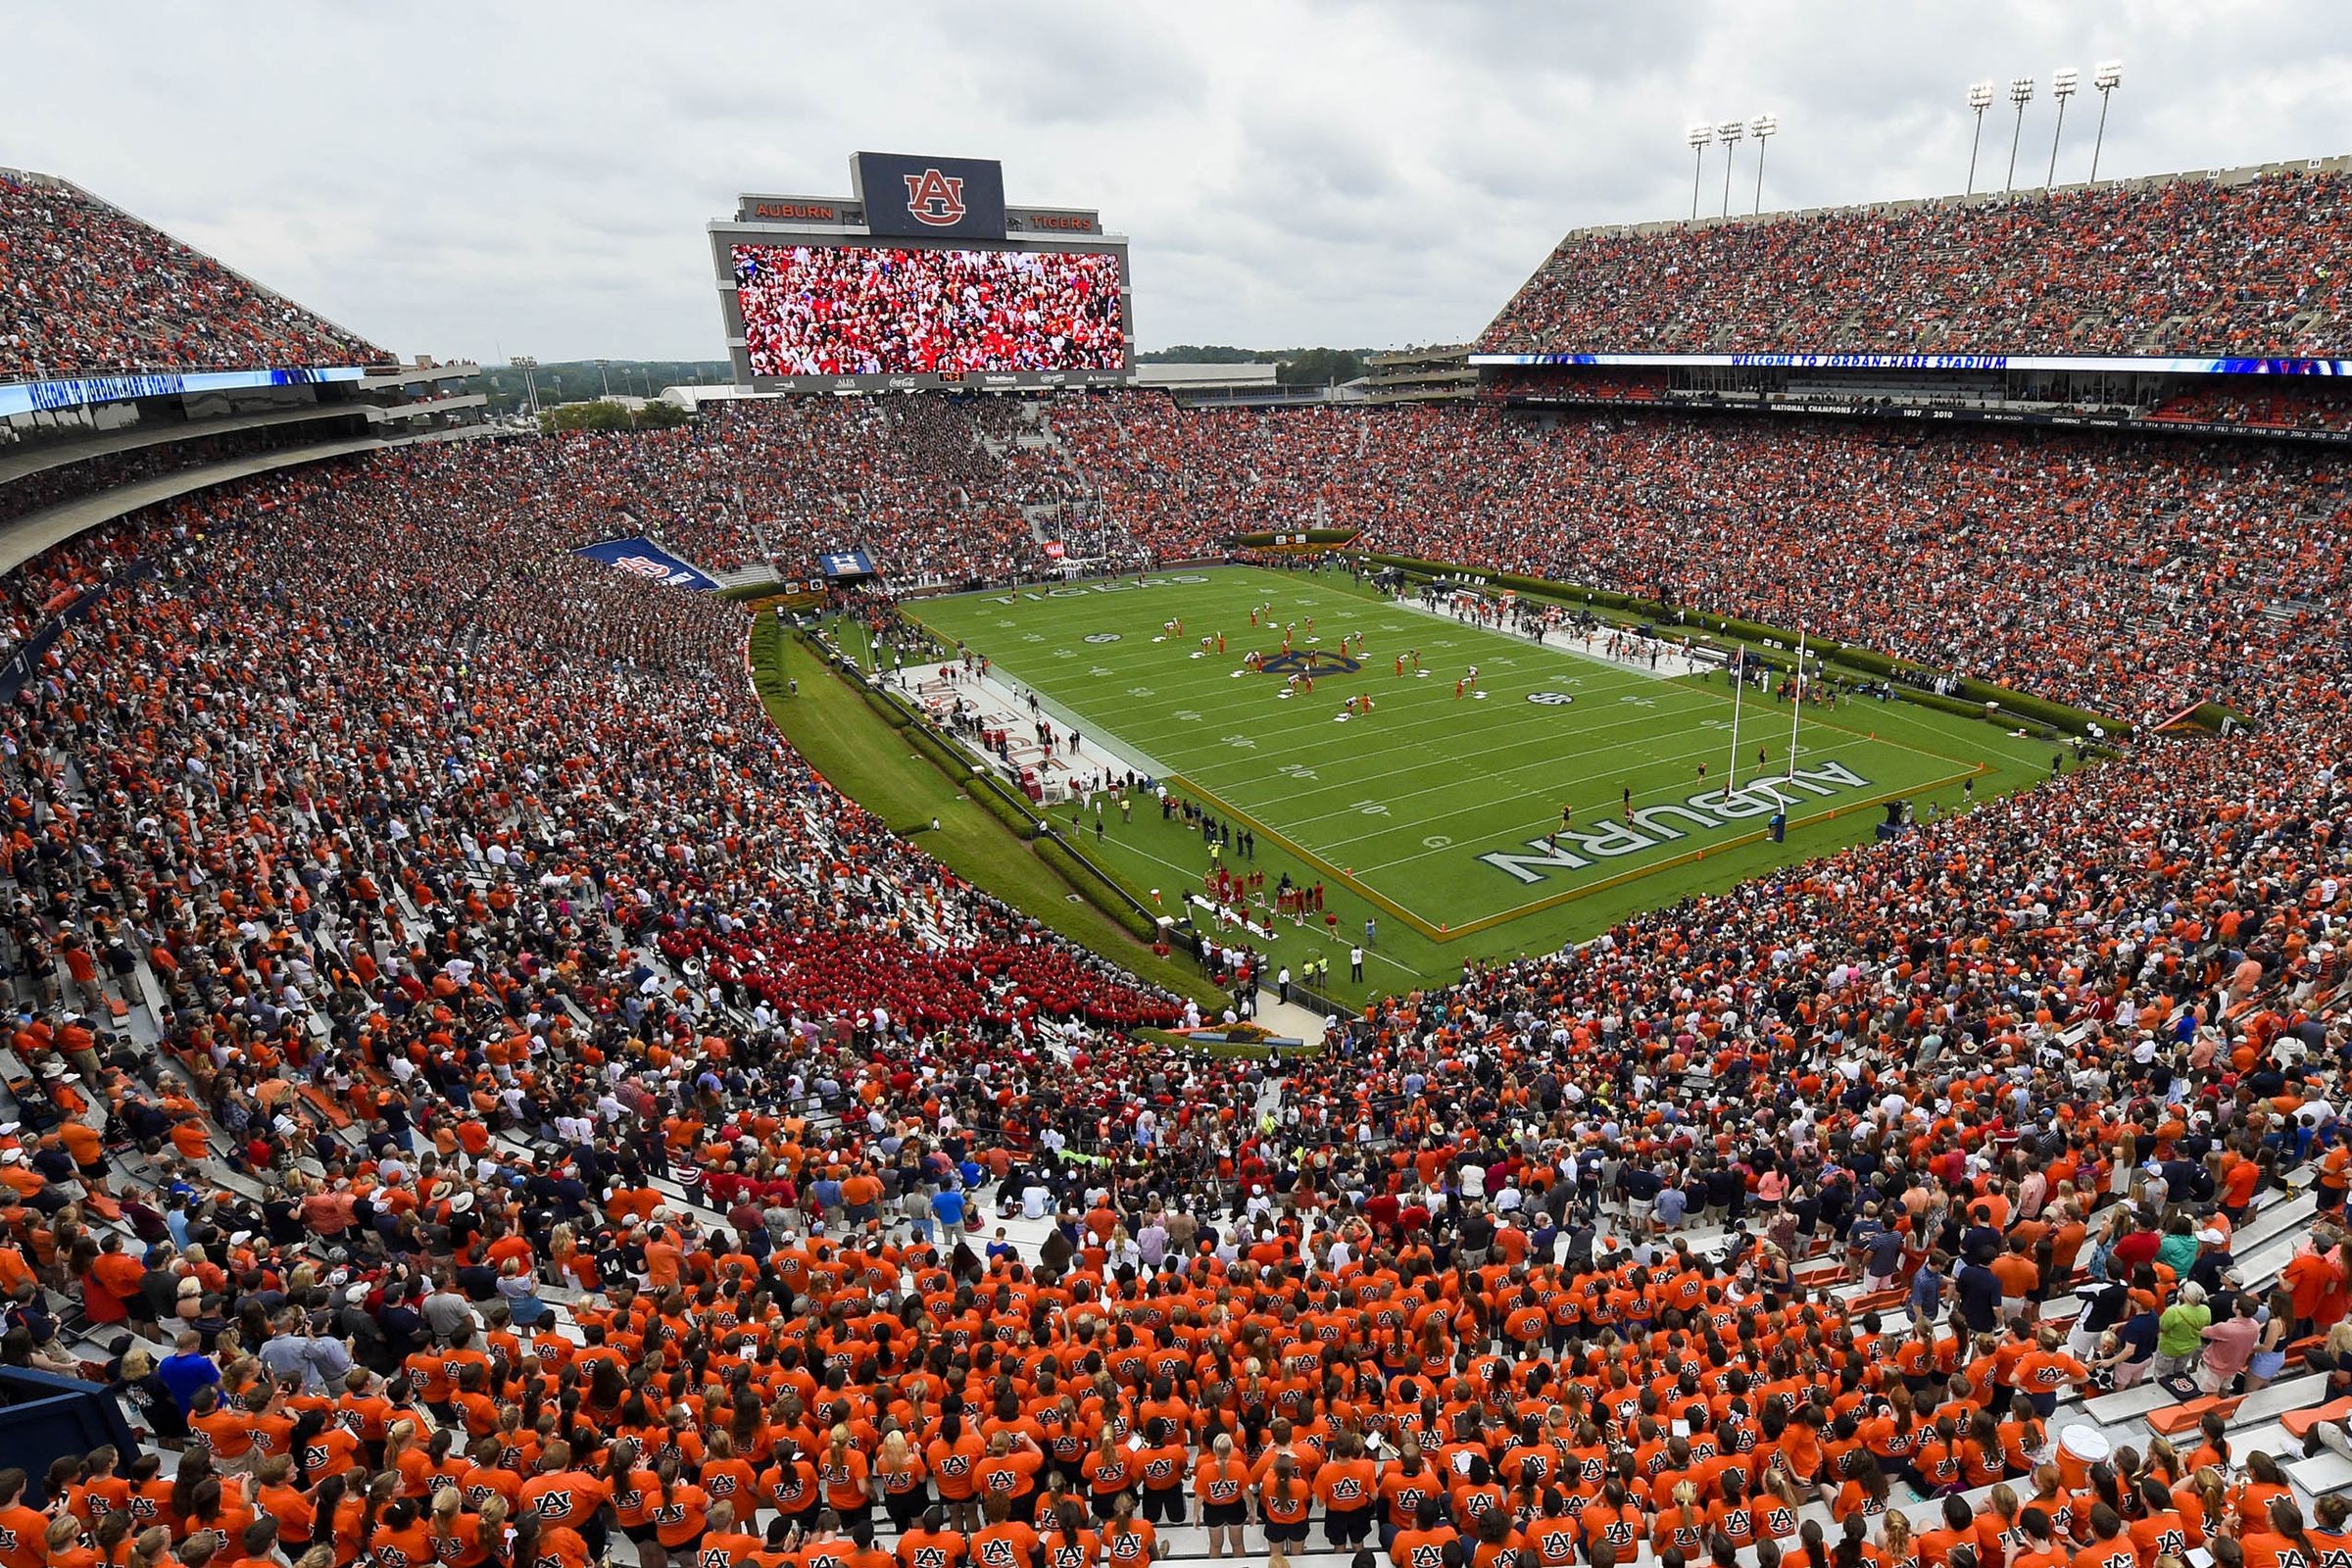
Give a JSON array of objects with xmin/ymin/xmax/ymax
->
[
  {"xmin": 2239, "ymin": 1499, "xmax": 2324, "ymax": 1568},
  {"xmin": 651, "ymin": 1455, "xmax": 711, "ymax": 1568},
  {"xmin": 1258, "ymin": 1452, "xmax": 1312, "ymax": 1568},
  {"xmin": 426, "ymin": 1489, "xmax": 490, "ymax": 1568}
]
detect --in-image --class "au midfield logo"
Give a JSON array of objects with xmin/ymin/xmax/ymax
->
[
  {"xmin": 1259, "ymin": 649, "xmax": 1361, "ymax": 676},
  {"xmin": 903, "ymin": 169, "xmax": 967, "ymax": 226}
]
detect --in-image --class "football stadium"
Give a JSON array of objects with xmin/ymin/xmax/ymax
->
[{"xmin": 2, "ymin": 18, "xmax": 2352, "ymax": 1568}]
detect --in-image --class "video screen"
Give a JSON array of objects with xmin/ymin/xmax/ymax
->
[{"xmin": 733, "ymin": 243, "xmax": 1127, "ymax": 377}]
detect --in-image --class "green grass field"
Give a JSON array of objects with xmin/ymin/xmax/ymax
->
[{"xmin": 867, "ymin": 565, "xmax": 2063, "ymax": 1002}]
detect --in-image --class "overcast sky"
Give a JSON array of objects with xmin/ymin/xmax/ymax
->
[{"xmin": 6, "ymin": 2, "xmax": 2346, "ymax": 363}]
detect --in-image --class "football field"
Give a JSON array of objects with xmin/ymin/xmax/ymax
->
[{"xmin": 904, "ymin": 566, "xmax": 2027, "ymax": 978}]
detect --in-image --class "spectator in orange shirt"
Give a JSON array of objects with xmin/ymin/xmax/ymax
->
[
  {"xmin": 841, "ymin": 1168, "xmax": 884, "ymax": 1227},
  {"xmin": 2007, "ymin": 1506, "xmax": 2069, "ymax": 1568},
  {"xmin": 1988, "ymin": 1240, "xmax": 2042, "ymax": 1311},
  {"xmin": 2012, "ymin": 1328, "xmax": 2092, "ymax": 1417},
  {"xmin": 81, "ymin": 1234, "xmax": 144, "ymax": 1326},
  {"xmin": 644, "ymin": 1226, "xmax": 684, "ymax": 1292},
  {"xmin": 969, "ymin": 1494, "xmax": 1040, "ymax": 1568},
  {"xmin": 899, "ymin": 1508, "xmax": 968, "ymax": 1568},
  {"xmin": 1192, "ymin": 1435, "xmax": 1249, "ymax": 1560},
  {"xmin": 0, "ymin": 1470, "xmax": 50, "ymax": 1568},
  {"xmin": 1257, "ymin": 1454, "xmax": 1313, "ymax": 1568},
  {"xmin": 700, "ymin": 1502, "xmax": 765, "ymax": 1568},
  {"xmin": 1392, "ymin": 1498, "xmax": 1461, "ymax": 1568}
]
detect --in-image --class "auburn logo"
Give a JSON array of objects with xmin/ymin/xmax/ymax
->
[{"xmin": 904, "ymin": 169, "xmax": 967, "ymax": 226}]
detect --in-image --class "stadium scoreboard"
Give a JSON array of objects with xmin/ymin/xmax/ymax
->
[{"xmin": 709, "ymin": 153, "xmax": 1134, "ymax": 394}]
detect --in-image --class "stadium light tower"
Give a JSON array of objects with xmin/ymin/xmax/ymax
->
[
  {"xmin": 1749, "ymin": 113, "xmax": 1778, "ymax": 214},
  {"xmin": 2004, "ymin": 76, "xmax": 2034, "ymax": 193},
  {"xmin": 2088, "ymin": 61, "xmax": 2125, "ymax": 183},
  {"xmin": 1716, "ymin": 120, "xmax": 1745, "ymax": 217},
  {"xmin": 1965, "ymin": 81, "xmax": 1995, "ymax": 195},
  {"xmin": 1687, "ymin": 123, "xmax": 1714, "ymax": 220},
  {"xmin": 511, "ymin": 355, "xmax": 541, "ymax": 422},
  {"xmin": 595, "ymin": 358, "xmax": 613, "ymax": 400},
  {"xmin": 2046, "ymin": 67, "xmax": 2079, "ymax": 187}
]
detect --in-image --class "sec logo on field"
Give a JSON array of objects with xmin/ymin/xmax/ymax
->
[
  {"xmin": 1527, "ymin": 692, "xmax": 1577, "ymax": 705},
  {"xmin": 1084, "ymin": 632, "xmax": 1121, "ymax": 643}
]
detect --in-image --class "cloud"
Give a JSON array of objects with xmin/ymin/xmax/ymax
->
[{"xmin": 4, "ymin": 0, "xmax": 2347, "ymax": 358}]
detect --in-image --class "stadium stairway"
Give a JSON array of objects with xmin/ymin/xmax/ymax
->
[{"xmin": 1251, "ymin": 992, "xmax": 1334, "ymax": 1047}]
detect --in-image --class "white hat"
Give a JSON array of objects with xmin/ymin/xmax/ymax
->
[
  {"xmin": 451, "ymin": 1192, "xmax": 476, "ymax": 1214},
  {"xmin": 2195, "ymin": 1228, "xmax": 2225, "ymax": 1246}
]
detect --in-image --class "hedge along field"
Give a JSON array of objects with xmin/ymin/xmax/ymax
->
[{"xmin": 905, "ymin": 565, "xmax": 2066, "ymax": 1000}]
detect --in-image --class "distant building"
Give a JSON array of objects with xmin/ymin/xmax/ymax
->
[
  {"xmin": 662, "ymin": 383, "xmax": 775, "ymax": 411},
  {"xmin": 1364, "ymin": 345, "xmax": 1474, "ymax": 403},
  {"xmin": 1134, "ymin": 362, "xmax": 1281, "ymax": 392}
]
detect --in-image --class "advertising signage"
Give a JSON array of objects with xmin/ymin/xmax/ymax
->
[
  {"xmin": 1470, "ymin": 351, "xmax": 2352, "ymax": 377},
  {"xmin": 0, "ymin": 365, "xmax": 367, "ymax": 418}
]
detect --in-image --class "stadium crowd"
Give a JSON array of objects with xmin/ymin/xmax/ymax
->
[
  {"xmin": 0, "ymin": 396, "xmax": 2339, "ymax": 1568},
  {"xmin": 734, "ymin": 246, "xmax": 1126, "ymax": 378},
  {"xmin": 2146, "ymin": 386, "xmax": 2352, "ymax": 434},
  {"xmin": 1477, "ymin": 169, "xmax": 2352, "ymax": 358},
  {"xmin": 469, "ymin": 400, "xmax": 1038, "ymax": 583},
  {"xmin": 0, "ymin": 430, "xmax": 334, "ymax": 532},
  {"xmin": 2, "ymin": 162, "xmax": 2352, "ymax": 1568},
  {"xmin": 0, "ymin": 171, "xmax": 383, "ymax": 380}
]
